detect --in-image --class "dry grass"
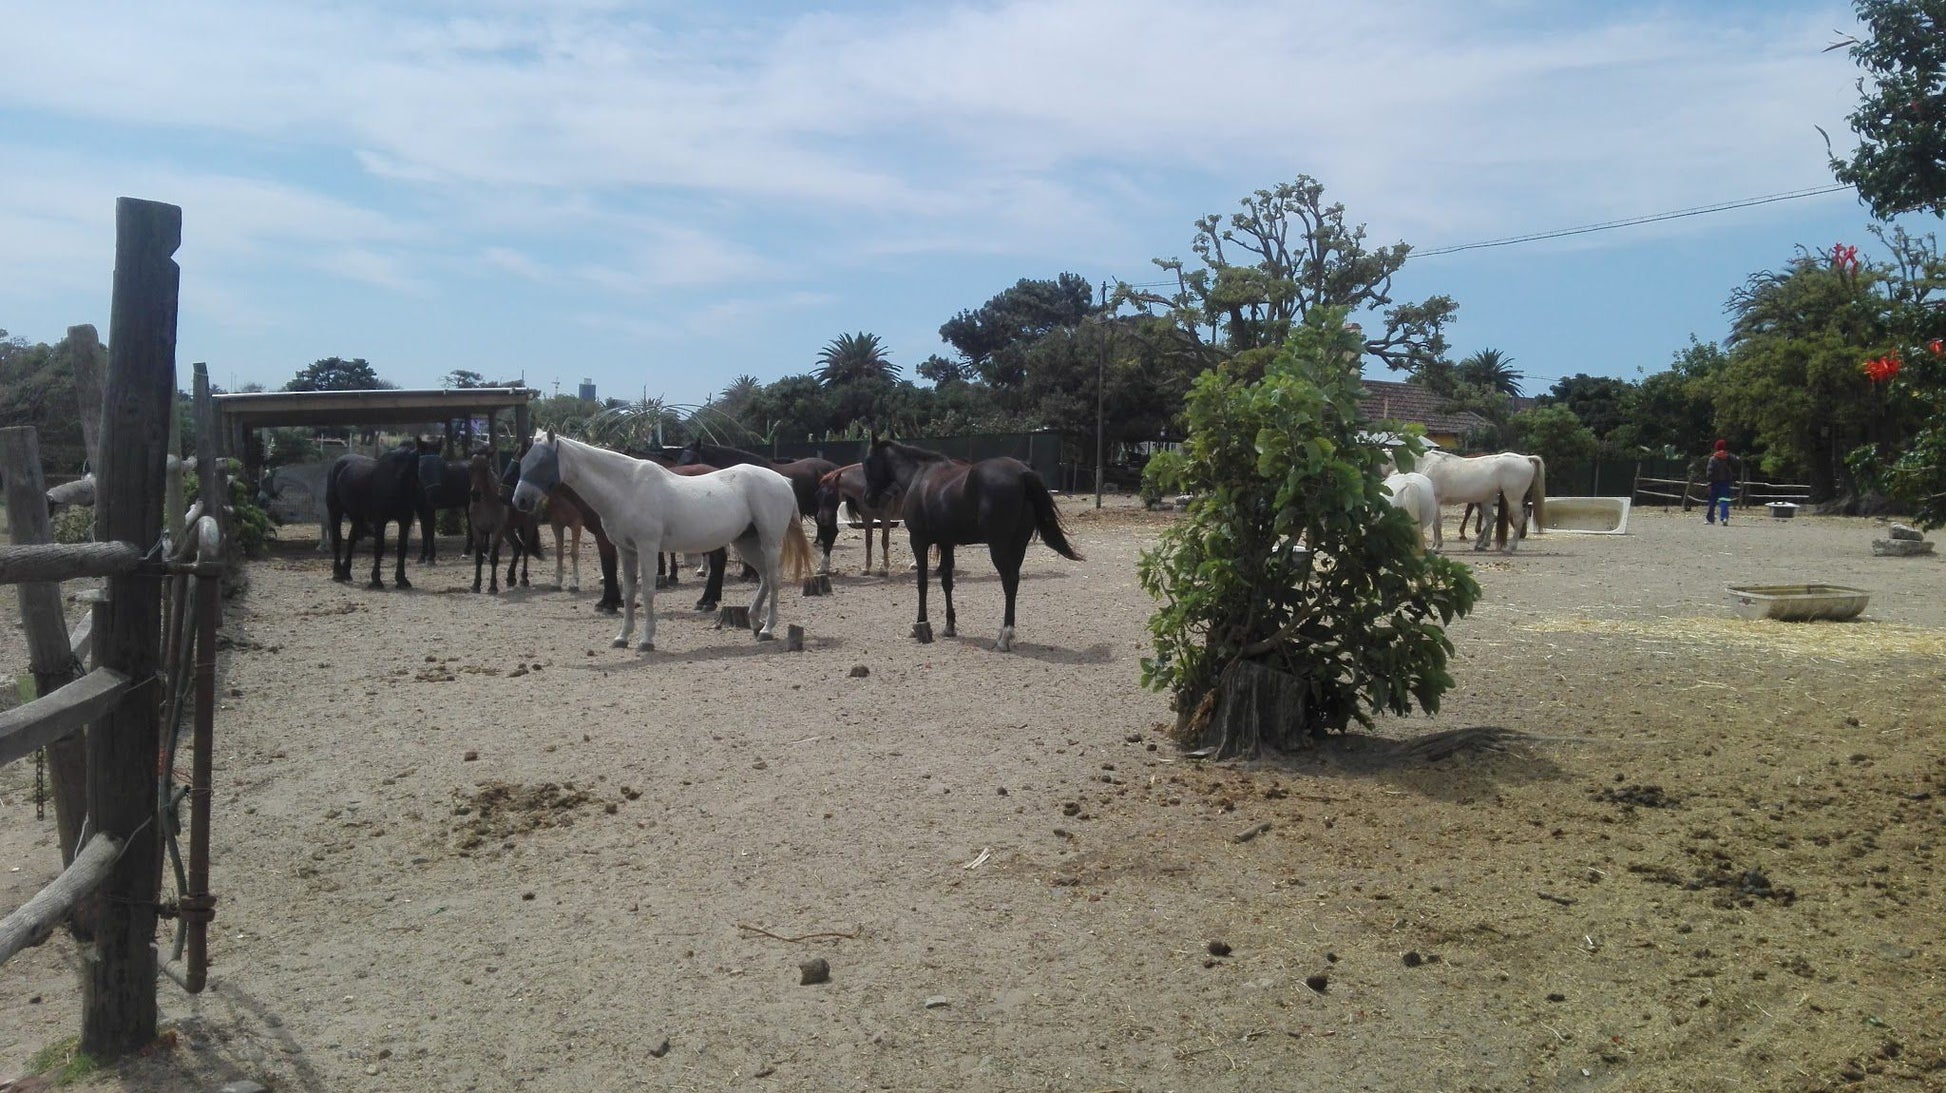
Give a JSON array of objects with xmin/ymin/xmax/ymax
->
[{"xmin": 1525, "ymin": 613, "xmax": 1946, "ymax": 661}]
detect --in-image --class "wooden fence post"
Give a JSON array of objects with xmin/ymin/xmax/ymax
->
[
  {"xmin": 82, "ymin": 196, "xmax": 180, "ymax": 1058},
  {"xmin": 67, "ymin": 324, "xmax": 107, "ymax": 475},
  {"xmin": 0, "ymin": 428, "xmax": 91, "ymax": 872}
]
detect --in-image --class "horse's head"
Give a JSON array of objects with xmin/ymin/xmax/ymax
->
[
  {"xmin": 674, "ymin": 440, "xmax": 703, "ymax": 467},
  {"xmin": 510, "ymin": 435, "xmax": 559, "ymax": 514},
  {"xmin": 862, "ymin": 437, "xmax": 898, "ymax": 507}
]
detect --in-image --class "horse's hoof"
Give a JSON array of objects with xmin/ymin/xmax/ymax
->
[
  {"xmin": 368, "ymin": 580, "xmax": 385, "ymax": 591},
  {"xmin": 695, "ymin": 600, "xmax": 716, "ymax": 613},
  {"xmin": 550, "ymin": 583, "xmax": 563, "ymax": 592},
  {"xmin": 636, "ymin": 641, "xmax": 655, "ymax": 653},
  {"xmin": 396, "ymin": 577, "xmax": 413, "ymax": 590},
  {"xmin": 913, "ymin": 621, "xmax": 934, "ymax": 644},
  {"xmin": 490, "ymin": 587, "xmax": 500, "ymax": 595},
  {"xmin": 471, "ymin": 584, "xmax": 482, "ymax": 593},
  {"xmin": 611, "ymin": 637, "xmax": 629, "ymax": 648},
  {"xmin": 942, "ymin": 624, "xmax": 957, "ymax": 638},
  {"xmin": 995, "ymin": 626, "xmax": 1016, "ymax": 653},
  {"xmin": 755, "ymin": 630, "xmax": 775, "ymax": 642},
  {"xmin": 568, "ymin": 584, "xmax": 580, "ymax": 593}
]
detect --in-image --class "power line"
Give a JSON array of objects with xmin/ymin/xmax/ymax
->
[
  {"xmin": 1414, "ymin": 184, "xmax": 1853, "ymax": 256},
  {"xmin": 1113, "ymin": 183, "xmax": 1856, "ymax": 288}
]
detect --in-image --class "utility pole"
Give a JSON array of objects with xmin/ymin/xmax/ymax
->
[{"xmin": 1095, "ymin": 280, "xmax": 1109, "ymax": 509}]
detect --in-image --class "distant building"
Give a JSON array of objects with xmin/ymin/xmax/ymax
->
[
  {"xmin": 578, "ymin": 379, "xmax": 597, "ymax": 401},
  {"xmin": 1358, "ymin": 379, "xmax": 1491, "ymax": 451}
]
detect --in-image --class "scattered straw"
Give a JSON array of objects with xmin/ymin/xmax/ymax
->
[{"xmin": 1524, "ymin": 615, "xmax": 1946, "ymax": 662}]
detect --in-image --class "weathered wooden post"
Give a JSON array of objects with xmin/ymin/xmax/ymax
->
[
  {"xmin": 514, "ymin": 394, "xmax": 531, "ymax": 445},
  {"xmin": 83, "ymin": 196, "xmax": 180, "ymax": 1057},
  {"xmin": 0, "ymin": 428, "xmax": 91, "ymax": 871},
  {"xmin": 67, "ymin": 325, "xmax": 108, "ymax": 474}
]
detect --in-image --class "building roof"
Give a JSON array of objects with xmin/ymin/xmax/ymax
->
[
  {"xmin": 213, "ymin": 387, "xmax": 532, "ymax": 429},
  {"xmin": 1357, "ymin": 379, "xmax": 1490, "ymax": 437}
]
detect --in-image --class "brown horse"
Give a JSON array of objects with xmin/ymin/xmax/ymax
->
[
  {"xmin": 468, "ymin": 455, "xmax": 535, "ymax": 593},
  {"xmin": 675, "ymin": 441, "xmax": 838, "ymax": 518},
  {"xmin": 813, "ymin": 462, "xmax": 903, "ymax": 577},
  {"xmin": 862, "ymin": 437, "xmax": 1081, "ymax": 652}
]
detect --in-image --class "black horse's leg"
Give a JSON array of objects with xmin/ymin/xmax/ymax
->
[
  {"xmin": 419, "ymin": 505, "xmax": 436, "ymax": 565},
  {"xmin": 596, "ymin": 535, "xmax": 620, "ymax": 613},
  {"xmin": 488, "ymin": 526, "xmax": 502, "ymax": 593},
  {"xmin": 911, "ymin": 536, "xmax": 933, "ymax": 643},
  {"xmin": 695, "ymin": 548, "xmax": 725, "ymax": 612},
  {"xmin": 991, "ymin": 541, "xmax": 1026, "ymax": 652},
  {"xmin": 938, "ymin": 544, "xmax": 957, "ymax": 638},
  {"xmin": 472, "ymin": 524, "xmax": 486, "ymax": 592},
  {"xmin": 878, "ymin": 520, "xmax": 892, "ymax": 577},
  {"xmin": 368, "ymin": 518, "xmax": 387, "ymax": 589},
  {"xmin": 393, "ymin": 515, "xmax": 412, "ymax": 589}
]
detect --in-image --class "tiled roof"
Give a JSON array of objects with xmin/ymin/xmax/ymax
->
[{"xmin": 1357, "ymin": 379, "xmax": 1490, "ymax": 436}]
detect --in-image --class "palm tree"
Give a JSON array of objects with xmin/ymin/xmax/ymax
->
[
  {"xmin": 813, "ymin": 332, "xmax": 900, "ymax": 388},
  {"xmin": 1454, "ymin": 348, "xmax": 1524, "ymax": 398}
]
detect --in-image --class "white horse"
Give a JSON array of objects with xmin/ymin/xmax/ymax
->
[
  {"xmin": 257, "ymin": 462, "xmax": 336, "ymax": 551},
  {"xmin": 508, "ymin": 432, "xmax": 814, "ymax": 650},
  {"xmin": 1417, "ymin": 450, "xmax": 1547, "ymax": 552},
  {"xmin": 1381, "ymin": 471, "xmax": 1439, "ymax": 554}
]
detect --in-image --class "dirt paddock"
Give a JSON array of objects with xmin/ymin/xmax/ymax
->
[{"xmin": 3, "ymin": 500, "xmax": 1943, "ymax": 1091}]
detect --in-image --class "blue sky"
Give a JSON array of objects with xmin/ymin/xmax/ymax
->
[{"xmin": 0, "ymin": 0, "xmax": 1918, "ymax": 407}]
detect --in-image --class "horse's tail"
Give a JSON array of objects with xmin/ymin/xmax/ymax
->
[
  {"xmin": 1527, "ymin": 455, "xmax": 1547, "ymax": 534},
  {"xmin": 1025, "ymin": 473, "xmax": 1084, "ymax": 560},
  {"xmin": 780, "ymin": 515, "xmax": 816, "ymax": 582}
]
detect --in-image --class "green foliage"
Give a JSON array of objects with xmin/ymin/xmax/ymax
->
[
  {"xmin": 1513, "ymin": 404, "xmax": 1598, "ymax": 468},
  {"xmin": 1829, "ymin": 1, "xmax": 1946, "ymax": 219},
  {"xmin": 1713, "ymin": 245, "xmax": 1924, "ymax": 497},
  {"xmin": 1629, "ymin": 338, "xmax": 1730, "ymax": 457},
  {"xmin": 1541, "ymin": 374, "xmax": 1634, "ymax": 438},
  {"xmin": 1137, "ymin": 310, "xmax": 1480, "ymax": 745},
  {"xmin": 939, "ymin": 274, "xmax": 1096, "ymax": 402},
  {"xmin": 284, "ymin": 357, "xmax": 389, "ymax": 392},
  {"xmin": 260, "ymin": 427, "xmax": 323, "ymax": 467},
  {"xmin": 0, "ymin": 329, "xmax": 89, "ymax": 471},
  {"xmin": 1455, "ymin": 348, "xmax": 1524, "ymax": 397},
  {"xmin": 1124, "ymin": 176, "xmax": 1457, "ymax": 374},
  {"xmin": 51, "ymin": 505, "xmax": 94, "ymax": 545},
  {"xmin": 1139, "ymin": 448, "xmax": 1188, "ymax": 508},
  {"xmin": 27, "ymin": 1036, "xmax": 102, "ymax": 1084},
  {"xmin": 185, "ymin": 472, "xmax": 276, "ymax": 558}
]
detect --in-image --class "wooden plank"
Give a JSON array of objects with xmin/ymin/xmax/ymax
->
[
  {"xmin": 67, "ymin": 325, "xmax": 107, "ymax": 475},
  {"xmin": 0, "ymin": 834, "xmax": 120, "ymax": 967},
  {"xmin": 0, "ymin": 426, "xmax": 92, "ymax": 864},
  {"xmin": 0, "ymin": 668, "xmax": 130, "ymax": 769},
  {"xmin": 0, "ymin": 542, "xmax": 142, "ymax": 585},
  {"xmin": 84, "ymin": 195, "xmax": 179, "ymax": 1057}
]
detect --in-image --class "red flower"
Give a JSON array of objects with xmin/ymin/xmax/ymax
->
[
  {"xmin": 1831, "ymin": 243, "xmax": 1860, "ymax": 274},
  {"xmin": 1862, "ymin": 353, "xmax": 1903, "ymax": 383},
  {"xmin": 1930, "ymin": 338, "xmax": 1943, "ymax": 356}
]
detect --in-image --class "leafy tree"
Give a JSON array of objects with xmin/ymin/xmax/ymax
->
[
  {"xmin": 1018, "ymin": 319, "xmax": 1200, "ymax": 449},
  {"xmin": 1513, "ymin": 405, "xmax": 1598, "ymax": 469},
  {"xmin": 444, "ymin": 369, "xmax": 488, "ymax": 389},
  {"xmin": 813, "ymin": 333, "xmax": 900, "ymax": 387},
  {"xmin": 939, "ymin": 274, "xmax": 1095, "ymax": 404},
  {"xmin": 1125, "ymin": 177, "xmax": 1456, "ymax": 375},
  {"xmin": 0, "ymin": 330, "xmax": 87, "ymax": 471},
  {"xmin": 1628, "ymin": 338, "xmax": 1729, "ymax": 457},
  {"xmin": 1845, "ymin": 227, "xmax": 1946, "ymax": 522},
  {"xmin": 284, "ymin": 357, "xmax": 389, "ymax": 392},
  {"xmin": 1541, "ymin": 374, "xmax": 1634, "ymax": 439},
  {"xmin": 742, "ymin": 375, "xmax": 838, "ymax": 444},
  {"xmin": 915, "ymin": 353, "xmax": 971, "ymax": 387},
  {"xmin": 1137, "ymin": 310, "xmax": 1479, "ymax": 758},
  {"xmin": 1712, "ymin": 246, "xmax": 1916, "ymax": 500},
  {"xmin": 1454, "ymin": 348, "xmax": 1525, "ymax": 397},
  {"xmin": 1828, "ymin": 0, "xmax": 1946, "ymax": 219}
]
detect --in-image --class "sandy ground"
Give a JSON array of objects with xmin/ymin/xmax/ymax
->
[{"xmin": 2, "ymin": 499, "xmax": 1943, "ymax": 1092}]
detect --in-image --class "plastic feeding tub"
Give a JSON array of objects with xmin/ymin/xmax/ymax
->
[{"xmin": 1726, "ymin": 584, "xmax": 1871, "ymax": 622}]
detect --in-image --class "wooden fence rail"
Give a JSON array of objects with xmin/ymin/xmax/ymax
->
[
  {"xmin": 0, "ymin": 834, "xmax": 120, "ymax": 966},
  {"xmin": 0, "ymin": 668, "xmax": 132, "ymax": 770},
  {"xmin": 0, "ymin": 542, "xmax": 142, "ymax": 585}
]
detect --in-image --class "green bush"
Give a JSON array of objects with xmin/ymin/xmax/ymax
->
[
  {"xmin": 1138, "ymin": 449, "xmax": 1188, "ymax": 508},
  {"xmin": 1137, "ymin": 310, "xmax": 1480, "ymax": 755},
  {"xmin": 185, "ymin": 471, "xmax": 275, "ymax": 559}
]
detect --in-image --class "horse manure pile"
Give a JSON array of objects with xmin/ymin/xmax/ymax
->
[
  {"xmin": 451, "ymin": 780, "xmax": 596, "ymax": 850},
  {"xmin": 1593, "ymin": 782, "xmax": 1677, "ymax": 809}
]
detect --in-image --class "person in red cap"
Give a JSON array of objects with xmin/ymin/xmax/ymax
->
[{"xmin": 1704, "ymin": 439, "xmax": 1741, "ymax": 525}]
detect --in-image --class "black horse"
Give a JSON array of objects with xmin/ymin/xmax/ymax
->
[
  {"xmin": 862, "ymin": 437, "xmax": 1081, "ymax": 651},
  {"xmin": 325, "ymin": 443, "xmax": 423, "ymax": 589},
  {"xmin": 415, "ymin": 454, "xmax": 475, "ymax": 564},
  {"xmin": 675, "ymin": 441, "xmax": 838, "ymax": 519}
]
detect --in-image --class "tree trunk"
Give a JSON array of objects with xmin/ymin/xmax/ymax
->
[{"xmin": 1177, "ymin": 660, "xmax": 1314, "ymax": 759}]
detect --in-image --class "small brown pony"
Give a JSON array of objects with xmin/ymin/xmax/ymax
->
[{"xmin": 468, "ymin": 455, "xmax": 536, "ymax": 593}]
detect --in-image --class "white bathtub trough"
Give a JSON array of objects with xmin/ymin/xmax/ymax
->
[
  {"xmin": 1537, "ymin": 496, "xmax": 1631, "ymax": 534},
  {"xmin": 1725, "ymin": 584, "xmax": 1872, "ymax": 622}
]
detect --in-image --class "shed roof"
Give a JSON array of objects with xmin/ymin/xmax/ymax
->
[{"xmin": 214, "ymin": 387, "xmax": 532, "ymax": 429}]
